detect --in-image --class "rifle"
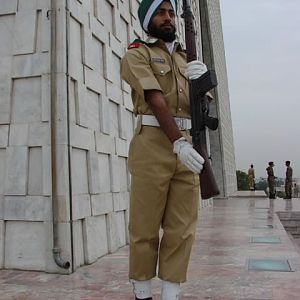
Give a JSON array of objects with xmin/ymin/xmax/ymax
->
[{"xmin": 182, "ymin": 0, "xmax": 220, "ymax": 199}]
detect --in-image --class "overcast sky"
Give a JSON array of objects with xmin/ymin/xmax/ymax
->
[{"xmin": 219, "ymin": 0, "xmax": 300, "ymax": 179}]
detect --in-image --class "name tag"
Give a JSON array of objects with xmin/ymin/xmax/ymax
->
[{"xmin": 151, "ymin": 58, "xmax": 166, "ymax": 64}]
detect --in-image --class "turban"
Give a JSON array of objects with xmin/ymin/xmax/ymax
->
[{"xmin": 138, "ymin": 0, "xmax": 177, "ymax": 32}]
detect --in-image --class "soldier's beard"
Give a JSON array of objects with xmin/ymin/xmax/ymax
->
[{"xmin": 148, "ymin": 22, "xmax": 176, "ymax": 42}]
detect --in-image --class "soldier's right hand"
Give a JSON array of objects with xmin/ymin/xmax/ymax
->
[{"xmin": 173, "ymin": 137, "xmax": 205, "ymax": 173}]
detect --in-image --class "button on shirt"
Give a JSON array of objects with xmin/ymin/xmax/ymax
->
[{"xmin": 121, "ymin": 38, "xmax": 190, "ymax": 118}]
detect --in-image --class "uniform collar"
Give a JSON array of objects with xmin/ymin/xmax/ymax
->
[{"xmin": 145, "ymin": 36, "xmax": 184, "ymax": 52}]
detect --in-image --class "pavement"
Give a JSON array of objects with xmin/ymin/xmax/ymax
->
[{"xmin": 1, "ymin": 192, "xmax": 300, "ymax": 299}]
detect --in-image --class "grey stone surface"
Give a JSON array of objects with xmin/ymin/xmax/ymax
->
[
  {"xmin": 4, "ymin": 196, "xmax": 51, "ymax": 221},
  {"xmin": 5, "ymin": 221, "xmax": 46, "ymax": 271},
  {"xmin": 83, "ymin": 215, "xmax": 108, "ymax": 264},
  {"xmin": 4, "ymin": 147, "xmax": 28, "ymax": 195},
  {"xmin": 91, "ymin": 193, "xmax": 113, "ymax": 216},
  {"xmin": 0, "ymin": 220, "xmax": 4, "ymax": 268},
  {"xmin": 72, "ymin": 220, "xmax": 85, "ymax": 268}
]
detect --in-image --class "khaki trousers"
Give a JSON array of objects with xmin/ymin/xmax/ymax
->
[
  {"xmin": 285, "ymin": 181, "xmax": 292, "ymax": 199},
  {"xmin": 128, "ymin": 126, "xmax": 200, "ymax": 283}
]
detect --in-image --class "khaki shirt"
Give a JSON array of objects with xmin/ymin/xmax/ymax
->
[
  {"xmin": 286, "ymin": 166, "xmax": 293, "ymax": 182},
  {"xmin": 248, "ymin": 168, "xmax": 255, "ymax": 178},
  {"xmin": 266, "ymin": 166, "xmax": 274, "ymax": 182},
  {"xmin": 121, "ymin": 37, "xmax": 190, "ymax": 118}
]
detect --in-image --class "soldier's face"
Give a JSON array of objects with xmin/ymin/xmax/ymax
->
[{"xmin": 148, "ymin": 1, "xmax": 176, "ymax": 42}]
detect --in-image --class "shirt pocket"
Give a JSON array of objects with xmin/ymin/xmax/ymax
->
[{"xmin": 150, "ymin": 63, "xmax": 172, "ymax": 93}]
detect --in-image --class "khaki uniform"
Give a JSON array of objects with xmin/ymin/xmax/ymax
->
[
  {"xmin": 266, "ymin": 166, "xmax": 275, "ymax": 199},
  {"xmin": 248, "ymin": 167, "xmax": 255, "ymax": 190},
  {"xmin": 121, "ymin": 38, "xmax": 199, "ymax": 283},
  {"xmin": 285, "ymin": 166, "xmax": 293, "ymax": 199}
]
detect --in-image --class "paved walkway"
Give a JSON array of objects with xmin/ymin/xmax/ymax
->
[{"xmin": 1, "ymin": 193, "xmax": 300, "ymax": 299}]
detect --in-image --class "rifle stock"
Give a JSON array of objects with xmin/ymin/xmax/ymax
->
[{"xmin": 182, "ymin": 0, "xmax": 220, "ymax": 199}]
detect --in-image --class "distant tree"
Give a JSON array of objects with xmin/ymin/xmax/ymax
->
[
  {"xmin": 255, "ymin": 177, "xmax": 268, "ymax": 191},
  {"xmin": 236, "ymin": 170, "xmax": 249, "ymax": 190}
]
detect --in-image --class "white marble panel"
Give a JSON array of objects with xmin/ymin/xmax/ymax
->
[
  {"xmin": 4, "ymin": 196, "xmax": 51, "ymax": 221},
  {"xmin": 107, "ymin": 211, "xmax": 126, "ymax": 252},
  {"xmin": 18, "ymin": 0, "xmax": 50, "ymax": 11},
  {"xmin": 109, "ymin": 101, "xmax": 119, "ymax": 138},
  {"xmin": 118, "ymin": 0, "xmax": 130, "ymax": 23},
  {"xmin": 123, "ymin": 90, "xmax": 134, "ymax": 112},
  {"xmin": 74, "ymin": 81, "xmax": 88, "ymax": 128},
  {"xmin": 84, "ymin": 67, "xmax": 106, "ymax": 95},
  {"xmin": 0, "ymin": 0, "xmax": 18, "ymax": 15},
  {"xmin": 110, "ymin": 155, "xmax": 120, "ymax": 192},
  {"xmin": 0, "ymin": 125, "xmax": 9, "ymax": 147},
  {"xmin": 69, "ymin": 16, "xmax": 84, "ymax": 81},
  {"xmin": 99, "ymin": 95, "xmax": 110, "ymax": 135},
  {"xmin": 87, "ymin": 151, "xmax": 100, "ymax": 194},
  {"xmin": 13, "ymin": 11, "xmax": 37, "ymax": 55},
  {"xmin": 70, "ymin": 124, "xmax": 95, "ymax": 150},
  {"xmin": 95, "ymin": 132, "xmax": 115, "ymax": 154},
  {"xmin": 0, "ymin": 58, "xmax": 12, "ymax": 124},
  {"xmin": 90, "ymin": 35, "xmax": 104, "ymax": 75},
  {"xmin": 72, "ymin": 220, "xmax": 85, "ymax": 268},
  {"xmin": 9, "ymin": 124, "xmax": 28, "ymax": 146},
  {"xmin": 42, "ymin": 146, "xmax": 51, "ymax": 196},
  {"xmin": 91, "ymin": 193, "xmax": 113, "ymax": 216},
  {"xmin": 11, "ymin": 77, "xmax": 41, "ymax": 123},
  {"xmin": 115, "ymin": 138, "xmax": 128, "ymax": 158},
  {"xmin": 5, "ymin": 221, "xmax": 46, "ymax": 270},
  {"xmin": 72, "ymin": 194, "xmax": 91, "ymax": 220},
  {"xmin": 98, "ymin": 154, "xmax": 111, "ymax": 193},
  {"xmin": 83, "ymin": 215, "xmax": 108, "ymax": 263},
  {"xmin": 86, "ymin": 89, "xmax": 100, "ymax": 131},
  {"xmin": 98, "ymin": 0, "xmax": 114, "ymax": 34},
  {"xmin": 71, "ymin": 148, "xmax": 89, "ymax": 195},
  {"xmin": 5, "ymin": 146, "xmax": 28, "ymax": 195},
  {"xmin": 106, "ymin": 80, "xmax": 122, "ymax": 105},
  {"xmin": 42, "ymin": 75, "xmax": 51, "ymax": 121},
  {"xmin": 0, "ymin": 15, "xmax": 15, "ymax": 56},
  {"xmin": 82, "ymin": 28, "xmax": 94, "ymax": 69},
  {"xmin": 28, "ymin": 147, "xmax": 43, "ymax": 196},
  {"xmin": 12, "ymin": 53, "xmax": 50, "ymax": 77},
  {"xmin": 90, "ymin": 16, "xmax": 109, "ymax": 44},
  {"xmin": 0, "ymin": 150, "xmax": 6, "ymax": 196},
  {"xmin": 0, "ymin": 195, "xmax": 3, "ymax": 219},
  {"xmin": 118, "ymin": 157, "xmax": 128, "ymax": 192},
  {"xmin": 113, "ymin": 192, "xmax": 129, "ymax": 212},
  {"xmin": 110, "ymin": 34, "xmax": 124, "ymax": 58},
  {"xmin": 118, "ymin": 106, "xmax": 133, "ymax": 140},
  {"xmin": 28, "ymin": 122, "xmax": 50, "ymax": 146},
  {"xmin": 0, "ymin": 220, "xmax": 4, "ymax": 268}
]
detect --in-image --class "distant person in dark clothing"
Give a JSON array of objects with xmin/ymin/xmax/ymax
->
[
  {"xmin": 266, "ymin": 162, "xmax": 276, "ymax": 199},
  {"xmin": 284, "ymin": 161, "xmax": 293, "ymax": 199}
]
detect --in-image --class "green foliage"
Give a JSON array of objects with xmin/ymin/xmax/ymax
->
[
  {"xmin": 255, "ymin": 177, "xmax": 268, "ymax": 191},
  {"xmin": 236, "ymin": 170, "xmax": 249, "ymax": 190}
]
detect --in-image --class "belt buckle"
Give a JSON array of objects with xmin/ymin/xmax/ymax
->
[{"xmin": 176, "ymin": 118, "xmax": 185, "ymax": 130}]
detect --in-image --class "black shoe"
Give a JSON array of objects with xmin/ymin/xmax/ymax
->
[{"xmin": 135, "ymin": 298, "xmax": 152, "ymax": 300}]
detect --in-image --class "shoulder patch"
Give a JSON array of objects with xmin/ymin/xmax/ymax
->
[{"xmin": 127, "ymin": 39, "xmax": 146, "ymax": 50}]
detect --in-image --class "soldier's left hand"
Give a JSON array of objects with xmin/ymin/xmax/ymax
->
[{"xmin": 185, "ymin": 60, "xmax": 207, "ymax": 80}]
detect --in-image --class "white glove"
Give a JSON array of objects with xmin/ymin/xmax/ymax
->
[
  {"xmin": 185, "ymin": 60, "xmax": 207, "ymax": 80},
  {"xmin": 173, "ymin": 137, "xmax": 205, "ymax": 173}
]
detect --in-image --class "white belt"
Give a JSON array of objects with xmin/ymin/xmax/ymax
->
[{"xmin": 139, "ymin": 115, "xmax": 192, "ymax": 130}]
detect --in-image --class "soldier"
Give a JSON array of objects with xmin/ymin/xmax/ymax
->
[
  {"xmin": 248, "ymin": 164, "xmax": 255, "ymax": 191},
  {"xmin": 266, "ymin": 162, "xmax": 276, "ymax": 199},
  {"xmin": 284, "ymin": 161, "xmax": 293, "ymax": 199},
  {"xmin": 121, "ymin": 1, "xmax": 208, "ymax": 299}
]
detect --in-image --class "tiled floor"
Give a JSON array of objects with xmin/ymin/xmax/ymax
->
[{"xmin": 1, "ymin": 194, "xmax": 300, "ymax": 299}]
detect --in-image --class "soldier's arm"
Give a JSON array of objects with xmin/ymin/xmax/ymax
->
[{"xmin": 144, "ymin": 90, "xmax": 182, "ymax": 143}]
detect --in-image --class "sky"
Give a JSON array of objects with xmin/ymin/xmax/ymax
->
[{"xmin": 219, "ymin": 0, "xmax": 300, "ymax": 179}]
